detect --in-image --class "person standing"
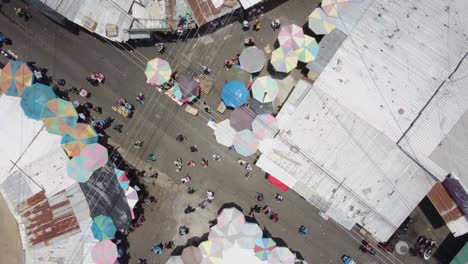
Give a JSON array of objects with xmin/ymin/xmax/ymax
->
[{"xmin": 136, "ymin": 93, "xmax": 145, "ymax": 104}]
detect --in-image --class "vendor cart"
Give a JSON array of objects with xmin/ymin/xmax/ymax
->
[{"xmin": 112, "ymin": 104, "xmax": 132, "ymax": 118}]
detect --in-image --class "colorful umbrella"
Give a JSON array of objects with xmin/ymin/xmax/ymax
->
[
  {"xmin": 114, "ymin": 168, "xmax": 130, "ymax": 191},
  {"xmin": 270, "ymin": 47, "xmax": 298, "ymax": 73},
  {"xmin": 145, "ymin": 58, "xmax": 172, "ymax": 85},
  {"xmin": 267, "ymin": 247, "xmax": 296, "ymax": 264},
  {"xmin": 199, "ymin": 240, "xmax": 223, "ymax": 264},
  {"xmin": 214, "ymin": 120, "xmax": 237, "ymax": 147},
  {"xmin": 308, "ymin": 9, "xmax": 336, "ymax": 35},
  {"xmin": 321, "ymin": 0, "xmax": 338, "ymax": 17},
  {"xmin": 181, "ymin": 246, "xmax": 202, "ymax": 264},
  {"xmin": 177, "ymin": 75, "xmax": 200, "ymax": 101},
  {"xmin": 221, "ymin": 81, "xmax": 249, "ymax": 108},
  {"xmin": 239, "ymin": 47, "xmax": 266, "ymax": 73},
  {"xmin": 295, "ymin": 35, "xmax": 319, "ymax": 63},
  {"xmin": 91, "ymin": 215, "xmax": 117, "ymax": 241},
  {"xmin": 230, "ymin": 106, "xmax": 257, "ymax": 131},
  {"xmin": 91, "ymin": 240, "xmax": 118, "ymax": 264},
  {"xmin": 0, "ymin": 60, "xmax": 33, "ymax": 96},
  {"xmin": 61, "ymin": 123, "xmax": 98, "ymax": 156},
  {"xmin": 125, "ymin": 186, "xmax": 139, "ymax": 209},
  {"xmin": 20, "ymin": 83, "xmax": 56, "ymax": 120},
  {"xmin": 234, "ymin": 223, "xmax": 263, "ymax": 249},
  {"xmin": 233, "ymin": 130, "xmax": 259, "ymax": 157},
  {"xmin": 277, "ymin": 24, "xmax": 304, "ymax": 50},
  {"xmin": 216, "ymin": 207, "xmax": 246, "ymax": 237},
  {"xmin": 41, "ymin": 98, "xmax": 78, "ymax": 135},
  {"xmin": 251, "ymin": 76, "xmax": 279, "ymax": 103},
  {"xmin": 252, "ymin": 114, "xmax": 278, "ymax": 140},
  {"xmin": 67, "ymin": 144, "xmax": 108, "ymax": 183},
  {"xmin": 254, "ymin": 238, "xmax": 277, "ymax": 261}
]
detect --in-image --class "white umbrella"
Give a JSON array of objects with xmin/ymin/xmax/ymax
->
[
  {"xmin": 216, "ymin": 208, "xmax": 246, "ymax": 237},
  {"xmin": 214, "ymin": 120, "xmax": 237, "ymax": 147},
  {"xmin": 208, "ymin": 225, "xmax": 235, "ymax": 249},
  {"xmin": 267, "ymin": 247, "xmax": 296, "ymax": 264},
  {"xmin": 234, "ymin": 223, "xmax": 263, "ymax": 249}
]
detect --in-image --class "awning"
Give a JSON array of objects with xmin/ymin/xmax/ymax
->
[
  {"xmin": 267, "ymin": 174, "xmax": 289, "ymax": 191},
  {"xmin": 238, "ymin": 0, "xmax": 261, "ymax": 9}
]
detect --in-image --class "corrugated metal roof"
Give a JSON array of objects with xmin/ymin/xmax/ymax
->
[
  {"xmin": 185, "ymin": 0, "xmax": 240, "ymax": 25},
  {"xmin": 257, "ymin": 80, "xmax": 436, "ymax": 241},
  {"xmin": 131, "ymin": 1, "xmax": 169, "ymax": 30},
  {"xmin": 312, "ymin": 0, "xmax": 468, "ymax": 143},
  {"xmin": 306, "ymin": 29, "xmax": 347, "ymax": 76},
  {"xmin": 17, "ymin": 190, "xmax": 81, "ymax": 247},
  {"xmin": 400, "ymin": 56, "xmax": 468, "ymax": 185}
]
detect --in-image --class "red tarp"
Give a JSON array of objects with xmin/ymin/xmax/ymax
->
[{"xmin": 267, "ymin": 175, "xmax": 289, "ymax": 191}]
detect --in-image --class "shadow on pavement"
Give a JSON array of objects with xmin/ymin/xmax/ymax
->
[{"xmin": 418, "ymin": 197, "xmax": 445, "ymax": 229}]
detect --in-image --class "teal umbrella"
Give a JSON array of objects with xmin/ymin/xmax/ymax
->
[
  {"xmin": 20, "ymin": 83, "xmax": 56, "ymax": 120},
  {"xmin": 91, "ymin": 215, "xmax": 117, "ymax": 241}
]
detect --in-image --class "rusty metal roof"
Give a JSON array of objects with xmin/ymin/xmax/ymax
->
[
  {"xmin": 185, "ymin": 0, "xmax": 240, "ymax": 26},
  {"xmin": 17, "ymin": 190, "xmax": 81, "ymax": 247}
]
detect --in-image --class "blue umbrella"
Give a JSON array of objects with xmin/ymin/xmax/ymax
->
[
  {"xmin": 20, "ymin": 83, "xmax": 56, "ymax": 120},
  {"xmin": 221, "ymin": 81, "xmax": 248, "ymax": 108},
  {"xmin": 91, "ymin": 215, "xmax": 117, "ymax": 241}
]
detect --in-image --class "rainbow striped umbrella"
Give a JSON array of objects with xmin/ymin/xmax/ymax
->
[
  {"xmin": 67, "ymin": 143, "xmax": 108, "ymax": 182},
  {"xmin": 295, "ymin": 35, "xmax": 319, "ymax": 63},
  {"xmin": 125, "ymin": 186, "xmax": 139, "ymax": 210},
  {"xmin": 41, "ymin": 98, "xmax": 78, "ymax": 135},
  {"xmin": 91, "ymin": 240, "xmax": 118, "ymax": 264},
  {"xmin": 114, "ymin": 169, "xmax": 130, "ymax": 191},
  {"xmin": 278, "ymin": 24, "xmax": 304, "ymax": 50},
  {"xmin": 199, "ymin": 240, "xmax": 223, "ymax": 264},
  {"xmin": 145, "ymin": 58, "xmax": 172, "ymax": 85},
  {"xmin": 233, "ymin": 130, "xmax": 259, "ymax": 157},
  {"xmin": 252, "ymin": 114, "xmax": 278, "ymax": 140},
  {"xmin": 61, "ymin": 123, "xmax": 98, "ymax": 156},
  {"xmin": 308, "ymin": 9, "xmax": 336, "ymax": 35},
  {"xmin": 20, "ymin": 83, "xmax": 56, "ymax": 120},
  {"xmin": 254, "ymin": 238, "xmax": 277, "ymax": 261},
  {"xmin": 271, "ymin": 47, "xmax": 298, "ymax": 73},
  {"xmin": 0, "ymin": 60, "xmax": 33, "ymax": 96},
  {"xmin": 251, "ymin": 76, "xmax": 279, "ymax": 103},
  {"xmin": 321, "ymin": 0, "xmax": 349, "ymax": 17}
]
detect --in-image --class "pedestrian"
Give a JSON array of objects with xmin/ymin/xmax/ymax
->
[
  {"xmin": 275, "ymin": 193, "xmax": 283, "ymax": 202},
  {"xmin": 187, "ymin": 160, "xmax": 196, "ymax": 167},
  {"xmin": 136, "ymin": 93, "xmax": 145, "ymax": 104},
  {"xmin": 184, "ymin": 205, "xmax": 195, "ymax": 214},
  {"xmin": 256, "ymin": 192, "xmax": 264, "ymax": 202},
  {"xmin": 151, "ymin": 243, "xmax": 164, "ymax": 254},
  {"xmin": 202, "ymin": 65, "xmax": 211, "ymax": 74},
  {"xmin": 271, "ymin": 19, "xmax": 280, "ymax": 30},
  {"xmin": 82, "ymin": 101, "xmax": 93, "ymax": 109},
  {"xmin": 113, "ymin": 124, "xmax": 123, "ymax": 133},
  {"xmin": 176, "ymin": 133, "xmax": 185, "ymax": 142},
  {"xmin": 254, "ymin": 204, "xmax": 261, "ymax": 213},
  {"xmin": 92, "ymin": 106, "xmax": 102, "ymax": 114},
  {"xmin": 134, "ymin": 140, "xmax": 143, "ymax": 149},
  {"xmin": 237, "ymin": 159, "xmax": 247, "ymax": 166},
  {"xmin": 299, "ymin": 225, "xmax": 308, "ymax": 236},
  {"xmin": 212, "ymin": 154, "xmax": 221, "ymax": 161},
  {"xmin": 138, "ymin": 258, "xmax": 147, "ymax": 264},
  {"xmin": 190, "ymin": 145, "xmax": 198, "ymax": 152},
  {"xmin": 246, "ymin": 163, "xmax": 253, "ymax": 173},
  {"xmin": 270, "ymin": 213, "xmax": 279, "ymax": 223},
  {"xmin": 174, "ymin": 158, "xmax": 183, "ymax": 172},
  {"xmin": 224, "ymin": 60, "xmax": 233, "ymax": 70},
  {"xmin": 242, "ymin": 20, "xmax": 249, "ymax": 30},
  {"xmin": 253, "ymin": 20, "xmax": 261, "ymax": 31},
  {"xmin": 245, "ymin": 171, "xmax": 250, "ymax": 180},
  {"xmin": 179, "ymin": 226, "xmax": 189, "ymax": 236},
  {"xmin": 165, "ymin": 241, "xmax": 174, "ymax": 249},
  {"xmin": 203, "ymin": 101, "xmax": 211, "ymax": 113},
  {"xmin": 147, "ymin": 153, "xmax": 156, "ymax": 161},
  {"xmin": 181, "ymin": 175, "xmax": 191, "ymax": 183},
  {"xmin": 206, "ymin": 190, "xmax": 215, "ymax": 202},
  {"xmin": 263, "ymin": 205, "xmax": 270, "ymax": 214},
  {"xmin": 201, "ymin": 158, "xmax": 209, "ymax": 167}
]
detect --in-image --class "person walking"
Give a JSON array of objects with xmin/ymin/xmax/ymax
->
[
  {"xmin": 151, "ymin": 243, "xmax": 164, "ymax": 254},
  {"xmin": 299, "ymin": 225, "xmax": 308, "ymax": 236},
  {"xmin": 201, "ymin": 158, "xmax": 209, "ymax": 167},
  {"xmin": 134, "ymin": 140, "xmax": 143, "ymax": 149},
  {"xmin": 253, "ymin": 20, "xmax": 261, "ymax": 31},
  {"xmin": 270, "ymin": 213, "xmax": 279, "ymax": 223},
  {"xmin": 174, "ymin": 158, "xmax": 183, "ymax": 172},
  {"xmin": 113, "ymin": 124, "xmax": 123, "ymax": 133},
  {"xmin": 256, "ymin": 192, "xmax": 264, "ymax": 202},
  {"xmin": 136, "ymin": 93, "xmax": 145, "ymax": 104},
  {"xmin": 187, "ymin": 160, "xmax": 196, "ymax": 167},
  {"xmin": 212, "ymin": 154, "xmax": 221, "ymax": 161},
  {"xmin": 176, "ymin": 133, "xmax": 185, "ymax": 142},
  {"xmin": 275, "ymin": 193, "xmax": 283, "ymax": 202},
  {"xmin": 190, "ymin": 145, "xmax": 198, "ymax": 152},
  {"xmin": 263, "ymin": 205, "xmax": 270, "ymax": 214}
]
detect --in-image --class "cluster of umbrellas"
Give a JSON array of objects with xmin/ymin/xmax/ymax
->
[
  {"xmin": 271, "ymin": 24, "xmax": 320, "ymax": 73},
  {"xmin": 166, "ymin": 207, "xmax": 297, "ymax": 264}
]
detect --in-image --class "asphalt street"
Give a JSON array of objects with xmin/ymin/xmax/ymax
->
[{"xmin": 0, "ymin": 0, "xmax": 434, "ymax": 263}]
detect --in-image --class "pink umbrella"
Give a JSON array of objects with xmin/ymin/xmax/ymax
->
[
  {"xmin": 233, "ymin": 130, "xmax": 259, "ymax": 157},
  {"xmin": 252, "ymin": 114, "xmax": 278, "ymax": 140},
  {"xmin": 80, "ymin": 143, "xmax": 108, "ymax": 171},
  {"xmin": 91, "ymin": 240, "xmax": 118, "ymax": 264},
  {"xmin": 277, "ymin": 24, "xmax": 305, "ymax": 50}
]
